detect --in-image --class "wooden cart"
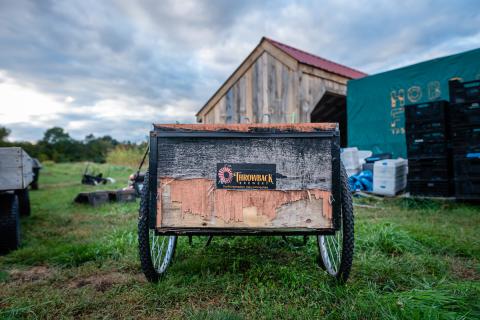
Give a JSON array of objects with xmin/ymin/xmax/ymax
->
[
  {"xmin": 0, "ymin": 147, "xmax": 34, "ymax": 254},
  {"xmin": 138, "ymin": 124, "xmax": 354, "ymax": 282}
]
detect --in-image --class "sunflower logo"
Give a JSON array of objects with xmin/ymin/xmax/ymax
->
[{"xmin": 218, "ymin": 166, "xmax": 233, "ymax": 184}]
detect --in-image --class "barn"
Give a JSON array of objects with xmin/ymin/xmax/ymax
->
[{"xmin": 196, "ymin": 37, "xmax": 366, "ymax": 146}]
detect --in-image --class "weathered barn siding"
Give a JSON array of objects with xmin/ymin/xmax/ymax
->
[
  {"xmin": 201, "ymin": 52, "xmax": 350, "ymax": 125},
  {"xmin": 197, "ymin": 38, "xmax": 365, "ymax": 130},
  {"xmin": 298, "ymin": 72, "xmax": 347, "ymax": 122},
  {"xmin": 204, "ymin": 52, "xmax": 297, "ymax": 124}
]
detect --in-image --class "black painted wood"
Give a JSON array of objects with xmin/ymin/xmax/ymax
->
[{"xmin": 156, "ymin": 137, "xmax": 333, "ymax": 191}]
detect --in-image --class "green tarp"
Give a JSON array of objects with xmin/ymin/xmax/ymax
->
[{"xmin": 347, "ymin": 48, "xmax": 480, "ymax": 157}]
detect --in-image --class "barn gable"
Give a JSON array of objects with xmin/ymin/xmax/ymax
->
[{"xmin": 196, "ymin": 37, "xmax": 366, "ymax": 146}]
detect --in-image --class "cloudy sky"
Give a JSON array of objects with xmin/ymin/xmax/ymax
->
[{"xmin": 0, "ymin": 0, "xmax": 479, "ymax": 142}]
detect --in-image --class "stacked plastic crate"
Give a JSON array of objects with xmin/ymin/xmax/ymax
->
[
  {"xmin": 405, "ymin": 101, "xmax": 452, "ymax": 196},
  {"xmin": 449, "ymin": 79, "xmax": 480, "ymax": 200}
]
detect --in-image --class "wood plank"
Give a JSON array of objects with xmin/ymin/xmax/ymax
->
[
  {"xmin": 299, "ymin": 71, "xmax": 310, "ymax": 122},
  {"xmin": 225, "ymin": 88, "xmax": 234, "ymax": 124},
  {"xmin": 299, "ymin": 64, "xmax": 349, "ymax": 85},
  {"xmin": 245, "ymin": 68, "xmax": 253, "ymax": 123},
  {"xmin": 267, "ymin": 53, "xmax": 277, "ymax": 122},
  {"xmin": 238, "ymin": 77, "xmax": 246, "ymax": 123},
  {"xmin": 262, "ymin": 53, "xmax": 269, "ymax": 122},
  {"xmin": 289, "ymin": 67, "xmax": 298, "ymax": 123},
  {"xmin": 280, "ymin": 63, "xmax": 289, "ymax": 123},
  {"xmin": 252, "ymin": 59, "xmax": 260, "ymax": 123}
]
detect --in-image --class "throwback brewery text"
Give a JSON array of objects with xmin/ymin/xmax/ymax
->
[{"xmin": 216, "ymin": 163, "xmax": 276, "ymax": 190}]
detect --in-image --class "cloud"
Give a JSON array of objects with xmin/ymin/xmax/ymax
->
[{"xmin": 0, "ymin": 0, "xmax": 479, "ymax": 141}]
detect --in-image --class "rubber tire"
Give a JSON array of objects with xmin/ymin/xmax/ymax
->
[
  {"xmin": 317, "ymin": 164, "xmax": 354, "ymax": 283},
  {"xmin": 0, "ymin": 194, "xmax": 21, "ymax": 255},
  {"xmin": 16, "ymin": 189, "xmax": 31, "ymax": 217},
  {"xmin": 138, "ymin": 170, "xmax": 177, "ymax": 282}
]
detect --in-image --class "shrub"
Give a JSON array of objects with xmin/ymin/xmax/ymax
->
[{"xmin": 106, "ymin": 144, "xmax": 147, "ymax": 168}]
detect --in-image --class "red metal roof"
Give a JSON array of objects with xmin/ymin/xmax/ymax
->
[{"xmin": 264, "ymin": 37, "xmax": 367, "ymax": 79}]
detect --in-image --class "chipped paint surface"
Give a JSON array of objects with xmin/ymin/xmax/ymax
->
[
  {"xmin": 157, "ymin": 178, "xmax": 332, "ymax": 229},
  {"xmin": 154, "ymin": 123, "xmax": 337, "ymax": 132}
]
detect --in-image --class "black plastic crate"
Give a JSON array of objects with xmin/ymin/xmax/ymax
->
[
  {"xmin": 406, "ymin": 130, "xmax": 447, "ymax": 144},
  {"xmin": 449, "ymin": 79, "xmax": 480, "ymax": 104},
  {"xmin": 453, "ymin": 155, "xmax": 480, "ymax": 179},
  {"xmin": 407, "ymin": 141, "xmax": 448, "ymax": 159},
  {"xmin": 450, "ymin": 101, "xmax": 480, "ymax": 128},
  {"xmin": 409, "ymin": 179, "xmax": 452, "ymax": 197},
  {"xmin": 405, "ymin": 101, "xmax": 448, "ymax": 124},
  {"xmin": 454, "ymin": 178, "xmax": 480, "ymax": 199},
  {"xmin": 451, "ymin": 126, "xmax": 480, "ymax": 154},
  {"xmin": 405, "ymin": 120, "xmax": 446, "ymax": 132},
  {"xmin": 408, "ymin": 158, "xmax": 452, "ymax": 181}
]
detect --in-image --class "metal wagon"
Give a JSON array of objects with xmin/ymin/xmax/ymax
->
[{"xmin": 138, "ymin": 124, "xmax": 354, "ymax": 282}]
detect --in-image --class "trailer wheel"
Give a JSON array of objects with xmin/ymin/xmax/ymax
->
[
  {"xmin": 0, "ymin": 194, "xmax": 21, "ymax": 255},
  {"xmin": 16, "ymin": 189, "xmax": 31, "ymax": 216},
  {"xmin": 317, "ymin": 164, "xmax": 354, "ymax": 283},
  {"xmin": 138, "ymin": 170, "xmax": 177, "ymax": 282}
]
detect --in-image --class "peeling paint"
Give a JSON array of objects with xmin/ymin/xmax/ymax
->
[{"xmin": 158, "ymin": 178, "xmax": 332, "ymax": 228}]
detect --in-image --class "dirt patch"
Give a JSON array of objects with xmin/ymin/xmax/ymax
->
[
  {"xmin": 9, "ymin": 266, "xmax": 53, "ymax": 282},
  {"xmin": 68, "ymin": 272, "xmax": 145, "ymax": 292},
  {"xmin": 451, "ymin": 261, "xmax": 480, "ymax": 280}
]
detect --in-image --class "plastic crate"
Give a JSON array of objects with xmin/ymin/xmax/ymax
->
[
  {"xmin": 407, "ymin": 141, "xmax": 448, "ymax": 159},
  {"xmin": 409, "ymin": 179, "xmax": 452, "ymax": 197},
  {"xmin": 408, "ymin": 157, "xmax": 451, "ymax": 181},
  {"xmin": 406, "ymin": 130, "xmax": 447, "ymax": 144},
  {"xmin": 450, "ymin": 101, "xmax": 480, "ymax": 128},
  {"xmin": 405, "ymin": 101, "xmax": 448, "ymax": 123},
  {"xmin": 451, "ymin": 126, "xmax": 480, "ymax": 154},
  {"xmin": 454, "ymin": 178, "xmax": 480, "ymax": 199},
  {"xmin": 405, "ymin": 120, "xmax": 446, "ymax": 132},
  {"xmin": 453, "ymin": 155, "xmax": 480, "ymax": 179},
  {"xmin": 449, "ymin": 79, "xmax": 480, "ymax": 104}
]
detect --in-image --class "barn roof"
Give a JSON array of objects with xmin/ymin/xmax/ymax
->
[{"xmin": 264, "ymin": 37, "xmax": 367, "ymax": 79}]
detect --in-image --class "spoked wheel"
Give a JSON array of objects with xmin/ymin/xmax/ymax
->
[
  {"xmin": 317, "ymin": 164, "xmax": 354, "ymax": 283},
  {"xmin": 138, "ymin": 170, "xmax": 177, "ymax": 282}
]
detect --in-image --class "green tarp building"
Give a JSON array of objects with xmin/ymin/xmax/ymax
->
[{"xmin": 347, "ymin": 48, "xmax": 480, "ymax": 157}]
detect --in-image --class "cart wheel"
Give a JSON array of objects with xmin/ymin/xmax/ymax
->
[
  {"xmin": 138, "ymin": 170, "xmax": 177, "ymax": 282},
  {"xmin": 317, "ymin": 164, "xmax": 354, "ymax": 283},
  {"xmin": 0, "ymin": 193, "xmax": 21, "ymax": 255}
]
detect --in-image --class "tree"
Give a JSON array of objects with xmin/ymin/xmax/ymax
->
[
  {"xmin": 0, "ymin": 126, "xmax": 11, "ymax": 142},
  {"xmin": 42, "ymin": 127, "xmax": 70, "ymax": 144}
]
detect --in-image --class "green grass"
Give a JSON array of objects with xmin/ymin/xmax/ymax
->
[{"xmin": 0, "ymin": 162, "xmax": 479, "ymax": 319}]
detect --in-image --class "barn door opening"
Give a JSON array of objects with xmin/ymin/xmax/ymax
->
[{"xmin": 310, "ymin": 92, "xmax": 348, "ymax": 147}]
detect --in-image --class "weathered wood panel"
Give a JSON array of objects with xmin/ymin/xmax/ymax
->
[
  {"xmin": 0, "ymin": 147, "xmax": 34, "ymax": 191},
  {"xmin": 154, "ymin": 124, "xmax": 338, "ymax": 230}
]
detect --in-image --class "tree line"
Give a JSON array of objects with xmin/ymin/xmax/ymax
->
[{"xmin": 0, "ymin": 126, "xmax": 145, "ymax": 163}]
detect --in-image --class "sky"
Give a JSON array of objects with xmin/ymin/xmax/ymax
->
[{"xmin": 0, "ymin": 0, "xmax": 479, "ymax": 142}]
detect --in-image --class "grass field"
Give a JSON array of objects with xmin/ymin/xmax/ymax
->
[{"xmin": 0, "ymin": 163, "xmax": 479, "ymax": 319}]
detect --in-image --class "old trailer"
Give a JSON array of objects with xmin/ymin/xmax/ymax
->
[
  {"xmin": 0, "ymin": 147, "xmax": 34, "ymax": 254},
  {"xmin": 138, "ymin": 124, "xmax": 354, "ymax": 282}
]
